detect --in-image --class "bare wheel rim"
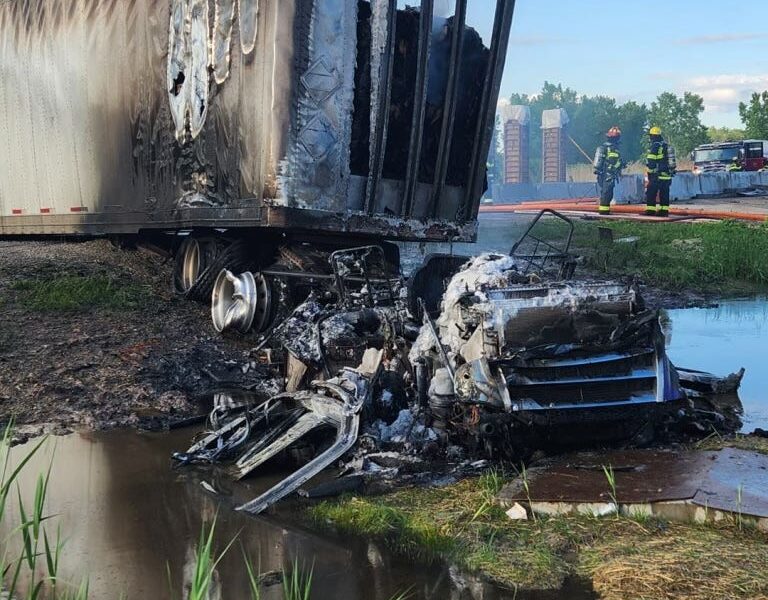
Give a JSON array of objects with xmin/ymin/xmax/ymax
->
[{"xmin": 181, "ymin": 239, "xmax": 201, "ymax": 291}]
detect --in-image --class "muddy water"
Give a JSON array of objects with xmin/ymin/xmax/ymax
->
[
  {"xmin": 3, "ymin": 430, "xmax": 595, "ymax": 600},
  {"xmin": 667, "ymin": 299, "xmax": 768, "ymax": 431}
]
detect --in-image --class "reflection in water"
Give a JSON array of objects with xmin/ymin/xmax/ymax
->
[
  {"xmin": 1, "ymin": 430, "xmax": 591, "ymax": 600},
  {"xmin": 400, "ymin": 213, "xmax": 530, "ymax": 275},
  {"xmin": 668, "ymin": 299, "xmax": 768, "ymax": 431}
]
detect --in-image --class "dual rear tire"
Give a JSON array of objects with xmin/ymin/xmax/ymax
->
[{"xmin": 172, "ymin": 236, "xmax": 249, "ymax": 302}]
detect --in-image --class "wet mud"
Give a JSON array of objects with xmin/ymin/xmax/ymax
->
[{"xmin": 0, "ymin": 240, "xmax": 261, "ymax": 437}]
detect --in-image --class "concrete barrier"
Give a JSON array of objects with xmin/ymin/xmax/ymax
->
[
  {"xmin": 492, "ymin": 182, "xmax": 598, "ymax": 204},
  {"xmin": 493, "ymin": 172, "xmax": 768, "ymax": 205}
]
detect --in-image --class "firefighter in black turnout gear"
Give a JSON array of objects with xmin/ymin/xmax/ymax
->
[
  {"xmin": 593, "ymin": 126, "xmax": 623, "ymax": 215},
  {"xmin": 645, "ymin": 126, "xmax": 677, "ymax": 217}
]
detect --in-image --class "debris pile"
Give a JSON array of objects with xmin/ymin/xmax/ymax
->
[{"xmin": 173, "ymin": 214, "xmax": 746, "ymax": 513}]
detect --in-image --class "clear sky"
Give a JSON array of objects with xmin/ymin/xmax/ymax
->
[{"xmin": 459, "ymin": 0, "xmax": 768, "ymax": 128}]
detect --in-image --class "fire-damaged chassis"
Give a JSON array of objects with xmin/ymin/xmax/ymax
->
[{"xmin": 173, "ymin": 213, "xmax": 706, "ymax": 514}]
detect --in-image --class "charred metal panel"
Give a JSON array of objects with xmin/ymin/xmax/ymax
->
[
  {"xmin": 276, "ymin": 0, "xmax": 358, "ymax": 212},
  {"xmin": 239, "ymin": 0, "xmax": 259, "ymax": 55},
  {"xmin": 212, "ymin": 0, "xmax": 237, "ymax": 84},
  {"xmin": 0, "ymin": 0, "xmax": 513, "ymax": 242}
]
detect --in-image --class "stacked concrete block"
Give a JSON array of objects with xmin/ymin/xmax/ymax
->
[
  {"xmin": 541, "ymin": 108, "xmax": 569, "ymax": 183},
  {"xmin": 499, "ymin": 104, "xmax": 530, "ymax": 183}
]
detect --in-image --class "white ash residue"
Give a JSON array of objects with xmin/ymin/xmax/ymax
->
[
  {"xmin": 409, "ymin": 253, "xmax": 526, "ymax": 361},
  {"xmin": 369, "ymin": 409, "xmax": 438, "ymax": 444}
]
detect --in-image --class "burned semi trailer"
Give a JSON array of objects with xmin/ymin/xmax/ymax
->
[{"xmin": 0, "ymin": 0, "xmax": 514, "ymax": 295}]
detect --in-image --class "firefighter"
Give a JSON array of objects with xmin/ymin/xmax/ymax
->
[
  {"xmin": 593, "ymin": 126, "xmax": 623, "ymax": 215},
  {"xmin": 645, "ymin": 126, "xmax": 676, "ymax": 217},
  {"xmin": 727, "ymin": 156, "xmax": 743, "ymax": 172}
]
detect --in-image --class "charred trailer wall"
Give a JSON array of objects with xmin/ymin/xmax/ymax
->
[
  {"xmin": 0, "ymin": 0, "xmax": 515, "ymax": 243},
  {"xmin": 540, "ymin": 108, "xmax": 568, "ymax": 183}
]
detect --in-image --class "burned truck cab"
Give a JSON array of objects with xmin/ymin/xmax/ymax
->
[{"xmin": 417, "ymin": 254, "xmax": 686, "ymax": 456}]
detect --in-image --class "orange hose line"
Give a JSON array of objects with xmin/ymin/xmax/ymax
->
[
  {"xmin": 517, "ymin": 197, "xmax": 598, "ymax": 206},
  {"xmin": 479, "ymin": 202, "xmax": 768, "ymax": 222}
]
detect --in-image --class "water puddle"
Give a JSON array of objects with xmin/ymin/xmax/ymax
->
[
  {"xmin": 400, "ymin": 213, "xmax": 528, "ymax": 274},
  {"xmin": 667, "ymin": 299, "xmax": 768, "ymax": 431},
  {"xmin": 2, "ymin": 430, "xmax": 594, "ymax": 600}
]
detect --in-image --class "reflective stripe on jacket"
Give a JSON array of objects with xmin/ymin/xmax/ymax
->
[{"xmin": 646, "ymin": 140, "xmax": 672, "ymax": 180}]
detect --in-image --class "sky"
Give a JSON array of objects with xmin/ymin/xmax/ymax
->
[{"xmin": 458, "ymin": 0, "xmax": 768, "ymax": 129}]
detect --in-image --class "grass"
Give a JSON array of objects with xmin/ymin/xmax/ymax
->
[
  {"xmin": 282, "ymin": 559, "xmax": 313, "ymax": 600},
  {"xmin": 566, "ymin": 219, "xmax": 768, "ymax": 293},
  {"xmin": 308, "ymin": 472, "xmax": 768, "ymax": 598},
  {"xmin": 0, "ymin": 423, "xmax": 91, "ymax": 599},
  {"xmin": 11, "ymin": 275, "xmax": 150, "ymax": 311},
  {"xmin": 180, "ymin": 515, "xmax": 239, "ymax": 600},
  {"xmin": 602, "ymin": 465, "xmax": 618, "ymax": 516},
  {"xmin": 695, "ymin": 431, "xmax": 768, "ymax": 455}
]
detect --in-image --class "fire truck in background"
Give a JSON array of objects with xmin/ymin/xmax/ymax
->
[{"xmin": 691, "ymin": 140, "xmax": 768, "ymax": 173}]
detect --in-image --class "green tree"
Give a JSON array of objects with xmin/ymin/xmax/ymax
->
[
  {"xmin": 569, "ymin": 95, "xmax": 620, "ymax": 164},
  {"xmin": 738, "ymin": 91, "xmax": 768, "ymax": 138},
  {"xmin": 648, "ymin": 92, "xmax": 709, "ymax": 156},
  {"xmin": 616, "ymin": 101, "xmax": 649, "ymax": 162},
  {"xmin": 707, "ymin": 126, "xmax": 746, "ymax": 142}
]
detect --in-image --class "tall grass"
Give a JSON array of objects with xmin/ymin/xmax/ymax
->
[
  {"xmin": 579, "ymin": 220, "xmax": 768, "ymax": 292},
  {"xmin": 602, "ymin": 465, "xmax": 619, "ymax": 518},
  {"xmin": 0, "ymin": 423, "xmax": 90, "ymax": 599},
  {"xmin": 282, "ymin": 559, "xmax": 313, "ymax": 600},
  {"xmin": 471, "ymin": 469, "xmax": 505, "ymax": 522},
  {"xmin": 186, "ymin": 516, "xmax": 235, "ymax": 600}
]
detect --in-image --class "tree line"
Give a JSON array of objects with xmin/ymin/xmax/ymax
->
[{"xmin": 491, "ymin": 81, "xmax": 768, "ymax": 183}]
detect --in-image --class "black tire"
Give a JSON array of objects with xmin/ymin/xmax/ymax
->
[
  {"xmin": 186, "ymin": 239, "xmax": 251, "ymax": 302},
  {"xmin": 173, "ymin": 237, "xmax": 251, "ymax": 302}
]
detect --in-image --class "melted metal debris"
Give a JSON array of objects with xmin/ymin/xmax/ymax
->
[
  {"xmin": 174, "ymin": 242, "xmax": 746, "ymax": 513},
  {"xmin": 167, "ymin": 0, "xmax": 210, "ymax": 141},
  {"xmin": 238, "ymin": 0, "xmax": 260, "ymax": 55},
  {"xmin": 212, "ymin": 0, "xmax": 237, "ymax": 84}
]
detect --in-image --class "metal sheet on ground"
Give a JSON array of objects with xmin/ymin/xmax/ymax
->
[
  {"xmin": 499, "ymin": 448, "xmax": 768, "ymax": 517},
  {"xmin": 693, "ymin": 447, "xmax": 768, "ymax": 518}
]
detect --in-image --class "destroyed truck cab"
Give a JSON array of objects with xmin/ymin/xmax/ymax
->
[
  {"xmin": 411, "ymin": 220, "xmax": 686, "ymax": 455},
  {"xmin": 176, "ymin": 213, "xmax": 688, "ymax": 514}
]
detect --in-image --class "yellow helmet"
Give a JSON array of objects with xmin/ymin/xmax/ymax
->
[{"xmin": 649, "ymin": 126, "xmax": 662, "ymax": 136}]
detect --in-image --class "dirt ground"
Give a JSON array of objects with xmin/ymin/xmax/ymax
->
[{"xmin": 0, "ymin": 240, "xmax": 273, "ymax": 438}]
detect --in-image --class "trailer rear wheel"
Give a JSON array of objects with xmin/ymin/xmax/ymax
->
[
  {"xmin": 173, "ymin": 236, "xmax": 250, "ymax": 302},
  {"xmin": 174, "ymin": 236, "xmax": 216, "ymax": 298}
]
